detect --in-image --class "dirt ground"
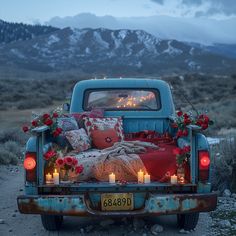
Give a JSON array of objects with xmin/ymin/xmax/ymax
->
[{"xmin": 0, "ymin": 165, "xmax": 213, "ymax": 236}]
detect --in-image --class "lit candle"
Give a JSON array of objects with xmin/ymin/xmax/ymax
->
[
  {"xmin": 138, "ymin": 170, "xmax": 144, "ymax": 183},
  {"xmin": 46, "ymin": 173, "xmax": 52, "ymax": 184},
  {"xmin": 179, "ymin": 176, "xmax": 185, "ymax": 184},
  {"xmin": 170, "ymin": 174, "xmax": 178, "ymax": 184},
  {"xmin": 53, "ymin": 169, "xmax": 59, "ymax": 185},
  {"xmin": 144, "ymin": 173, "xmax": 151, "ymax": 184},
  {"xmin": 109, "ymin": 173, "xmax": 116, "ymax": 184}
]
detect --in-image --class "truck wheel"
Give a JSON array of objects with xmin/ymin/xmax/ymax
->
[
  {"xmin": 177, "ymin": 213, "xmax": 199, "ymax": 231},
  {"xmin": 41, "ymin": 215, "xmax": 63, "ymax": 231}
]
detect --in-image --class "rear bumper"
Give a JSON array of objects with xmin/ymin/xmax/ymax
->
[{"xmin": 17, "ymin": 193, "xmax": 217, "ymax": 216}]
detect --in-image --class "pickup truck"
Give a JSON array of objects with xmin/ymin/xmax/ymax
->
[{"xmin": 17, "ymin": 78, "xmax": 217, "ymax": 232}]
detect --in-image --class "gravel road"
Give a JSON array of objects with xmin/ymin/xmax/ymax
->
[{"xmin": 0, "ymin": 165, "xmax": 212, "ymax": 236}]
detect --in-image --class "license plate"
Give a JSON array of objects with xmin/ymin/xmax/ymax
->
[{"xmin": 101, "ymin": 193, "xmax": 134, "ymax": 211}]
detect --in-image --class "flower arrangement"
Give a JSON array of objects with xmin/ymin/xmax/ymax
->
[
  {"xmin": 55, "ymin": 156, "xmax": 84, "ymax": 175},
  {"xmin": 173, "ymin": 145, "xmax": 191, "ymax": 165},
  {"xmin": 44, "ymin": 150, "xmax": 58, "ymax": 167},
  {"xmin": 44, "ymin": 149, "xmax": 84, "ymax": 182},
  {"xmin": 171, "ymin": 111, "xmax": 213, "ymax": 138},
  {"xmin": 22, "ymin": 110, "xmax": 63, "ymax": 137}
]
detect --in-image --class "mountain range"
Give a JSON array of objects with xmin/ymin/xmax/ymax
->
[
  {"xmin": 47, "ymin": 13, "xmax": 236, "ymax": 45},
  {"xmin": 0, "ymin": 20, "xmax": 235, "ymax": 75}
]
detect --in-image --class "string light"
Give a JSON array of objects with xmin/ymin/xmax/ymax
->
[{"xmin": 116, "ymin": 93, "xmax": 154, "ymax": 108}]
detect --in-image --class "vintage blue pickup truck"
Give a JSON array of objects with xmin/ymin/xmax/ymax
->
[{"xmin": 17, "ymin": 78, "xmax": 217, "ymax": 231}]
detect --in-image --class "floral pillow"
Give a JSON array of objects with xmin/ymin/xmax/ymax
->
[
  {"xmin": 57, "ymin": 117, "xmax": 79, "ymax": 132},
  {"xmin": 84, "ymin": 117, "xmax": 124, "ymax": 140},
  {"xmin": 65, "ymin": 128, "xmax": 91, "ymax": 152}
]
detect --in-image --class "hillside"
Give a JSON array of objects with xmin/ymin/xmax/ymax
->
[
  {"xmin": 0, "ymin": 25, "xmax": 235, "ymax": 75},
  {"xmin": 0, "ymin": 20, "xmax": 58, "ymax": 44}
]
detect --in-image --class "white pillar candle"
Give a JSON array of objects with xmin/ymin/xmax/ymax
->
[
  {"xmin": 53, "ymin": 169, "xmax": 60, "ymax": 185},
  {"xmin": 109, "ymin": 173, "xmax": 116, "ymax": 184},
  {"xmin": 138, "ymin": 170, "xmax": 144, "ymax": 183},
  {"xmin": 171, "ymin": 174, "xmax": 178, "ymax": 184},
  {"xmin": 144, "ymin": 173, "xmax": 151, "ymax": 184},
  {"xmin": 46, "ymin": 173, "xmax": 52, "ymax": 184}
]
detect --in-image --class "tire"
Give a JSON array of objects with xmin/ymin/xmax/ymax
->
[
  {"xmin": 41, "ymin": 215, "xmax": 63, "ymax": 231},
  {"xmin": 177, "ymin": 212, "xmax": 199, "ymax": 231}
]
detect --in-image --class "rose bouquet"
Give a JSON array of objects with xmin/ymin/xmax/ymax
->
[
  {"xmin": 171, "ymin": 111, "xmax": 213, "ymax": 138},
  {"xmin": 22, "ymin": 110, "xmax": 63, "ymax": 137},
  {"xmin": 173, "ymin": 145, "xmax": 191, "ymax": 183},
  {"xmin": 44, "ymin": 150, "xmax": 58, "ymax": 167},
  {"xmin": 56, "ymin": 156, "xmax": 84, "ymax": 182},
  {"xmin": 173, "ymin": 145, "xmax": 191, "ymax": 166}
]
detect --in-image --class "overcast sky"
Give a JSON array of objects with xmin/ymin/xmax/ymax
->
[{"xmin": 1, "ymin": 0, "xmax": 236, "ymax": 23}]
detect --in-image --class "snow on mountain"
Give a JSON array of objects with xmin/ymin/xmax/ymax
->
[
  {"xmin": 0, "ymin": 27, "xmax": 235, "ymax": 75},
  {"xmin": 46, "ymin": 13, "xmax": 236, "ymax": 45}
]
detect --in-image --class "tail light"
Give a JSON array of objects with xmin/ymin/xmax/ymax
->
[
  {"xmin": 24, "ymin": 152, "xmax": 37, "ymax": 182},
  {"xmin": 198, "ymin": 151, "xmax": 210, "ymax": 181}
]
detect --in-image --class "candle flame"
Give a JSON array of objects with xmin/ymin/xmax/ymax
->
[{"xmin": 54, "ymin": 169, "xmax": 57, "ymax": 173}]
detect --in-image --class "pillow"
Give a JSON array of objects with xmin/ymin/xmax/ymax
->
[
  {"xmin": 91, "ymin": 129, "xmax": 119, "ymax": 149},
  {"xmin": 71, "ymin": 108, "xmax": 104, "ymax": 129},
  {"xmin": 84, "ymin": 117, "xmax": 124, "ymax": 140},
  {"xmin": 57, "ymin": 117, "xmax": 78, "ymax": 132},
  {"xmin": 65, "ymin": 128, "xmax": 91, "ymax": 152}
]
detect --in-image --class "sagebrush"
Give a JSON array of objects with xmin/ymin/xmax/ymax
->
[
  {"xmin": 0, "ymin": 128, "xmax": 28, "ymax": 165},
  {"xmin": 211, "ymin": 136, "xmax": 236, "ymax": 193}
]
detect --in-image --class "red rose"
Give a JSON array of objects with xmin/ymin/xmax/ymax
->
[
  {"xmin": 201, "ymin": 123, "xmax": 208, "ymax": 130},
  {"xmin": 177, "ymin": 111, "xmax": 183, "ymax": 117},
  {"xmin": 183, "ymin": 113, "xmax": 189, "ymax": 119},
  {"xmin": 183, "ymin": 145, "xmax": 191, "ymax": 153},
  {"xmin": 65, "ymin": 156, "xmax": 73, "ymax": 166},
  {"xmin": 56, "ymin": 127, "xmax": 63, "ymax": 133},
  {"xmin": 52, "ymin": 130, "xmax": 60, "ymax": 137},
  {"xmin": 44, "ymin": 150, "xmax": 56, "ymax": 161},
  {"xmin": 44, "ymin": 119, "xmax": 53, "ymax": 126},
  {"xmin": 43, "ymin": 113, "xmax": 50, "ymax": 120},
  {"xmin": 196, "ymin": 119, "xmax": 203, "ymax": 126},
  {"xmin": 75, "ymin": 165, "xmax": 84, "ymax": 174},
  {"xmin": 182, "ymin": 129, "xmax": 188, "ymax": 136},
  {"xmin": 72, "ymin": 158, "xmax": 78, "ymax": 166},
  {"xmin": 31, "ymin": 120, "xmax": 38, "ymax": 127},
  {"xmin": 171, "ymin": 123, "xmax": 178, "ymax": 128},
  {"xmin": 173, "ymin": 147, "xmax": 182, "ymax": 155},
  {"xmin": 204, "ymin": 115, "xmax": 209, "ymax": 123},
  {"xmin": 176, "ymin": 130, "xmax": 183, "ymax": 137},
  {"xmin": 184, "ymin": 118, "xmax": 191, "ymax": 125},
  {"xmin": 22, "ymin": 126, "xmax": 29, "ymax": 133},
  {"xmin": 53, "ymin": 112, "xmax": 59, "ymax": 118},
  {"xmin": 56, "ymin": 158, "xmax": 64, "ymax": 168}
]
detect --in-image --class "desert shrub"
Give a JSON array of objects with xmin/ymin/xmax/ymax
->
[
  {"xmin": 0, "ymin": 148, "xmax": 18, "ymax": 165},
  {"xmin": 0, "ymin": 128, "xmax": 28, "ymax": 145},
  {"xmin": 3, "ymin": 141, "xmax": 22, "ymax": 156},
  {"xmin": 211, "ymin": 136, "xmax": 236, "ymax": 193},
  {"xmin": 0, "ymin": 128, "xmax": 27, "ymax": 165}
]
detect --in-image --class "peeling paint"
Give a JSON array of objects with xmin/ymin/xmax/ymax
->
[{"xmin": 18, "ymin": 192, "xmax": 217, "ymax": 216}]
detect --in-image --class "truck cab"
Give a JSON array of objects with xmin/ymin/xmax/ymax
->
[{"xmin": 17, "ymin": 78, "xmax": 217, "ymax": 231}]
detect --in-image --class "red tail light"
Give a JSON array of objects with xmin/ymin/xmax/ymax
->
[
  {"xmin": 24, "ymin": 152, "xmax": 37, "ymax": 182},
  {"xmin": 198, "ymin": 151, "xmax": 210, "ymax": 181}
]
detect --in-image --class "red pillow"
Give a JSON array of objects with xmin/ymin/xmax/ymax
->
[{"xmin": 91, "ymin": 129, "xmax": 119, "ymax": 149}]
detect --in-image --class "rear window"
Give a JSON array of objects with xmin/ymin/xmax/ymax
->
[{"xmin": 84, "ymin": 89, "xmax": 161, "ymax": 111}]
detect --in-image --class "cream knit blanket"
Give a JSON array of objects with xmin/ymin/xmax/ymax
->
[{"xmin": 70, "ymin": 141, "xmax": 158, "ymax": 182}]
